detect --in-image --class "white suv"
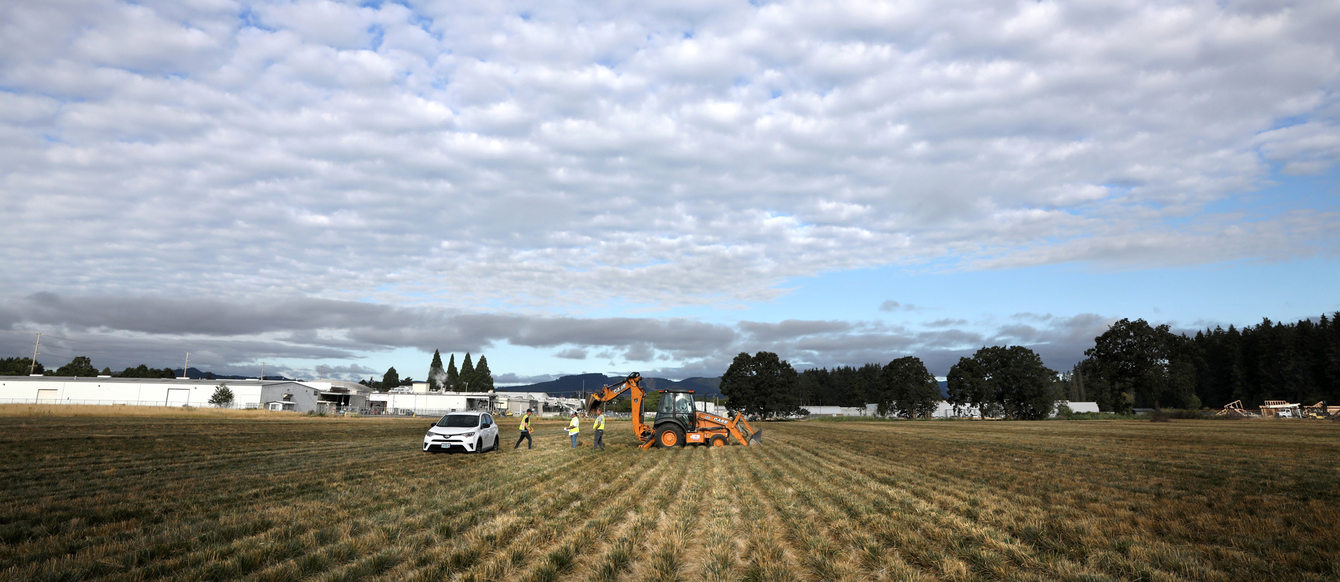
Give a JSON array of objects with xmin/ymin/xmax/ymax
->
[{"xmin": 423, "ymin": 411, "xmax": 499, "ymax": 453}]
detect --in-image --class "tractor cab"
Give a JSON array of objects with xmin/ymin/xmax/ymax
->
[{"xmin": 654, "ymin": 390, "xmax": 698, "ymax": 432}]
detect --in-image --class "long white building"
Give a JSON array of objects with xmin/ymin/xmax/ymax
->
[{"xmin": 0, "ymin": 375, "xmax": 370, "ymax": 413}]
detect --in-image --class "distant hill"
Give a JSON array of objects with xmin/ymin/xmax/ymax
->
[
  {"xmin": 499, "ymin": 375, "xmax": 940, "ymax": 401},
  {"xmin": 177, "ymin": 367, "xmax": 294, "ymax": 381},
  {"xmin": 499, "ymin": 373, "xmax": 723, "ymax": 397}
]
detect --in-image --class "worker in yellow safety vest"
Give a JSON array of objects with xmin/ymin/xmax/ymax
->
[
  {"xmin": 592, "ymin": 407, "xmax": 606, "ymax": 451},
  {"xmin": 567, "ymin": 411, "xmax": 580, "ymax": 448},
  {"xmin": 514, "ymin": 408, "xmax": 533, "ymax": 450}
]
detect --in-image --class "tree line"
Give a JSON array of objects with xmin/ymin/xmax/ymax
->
[
  {"xmin": 1068, "ymin": 314, "xmax": 1340, "ymax": 413},
  {"xmin": 722, "ymin": 347, "xmax": 1059, "ymax": 420},
  {"xmin": 0, "ymin": 356, "xmax": 203, "ymax": 379},
  {"xmin": 720, "ymin": 312, "xmax": 1340, "ymax": 419}
]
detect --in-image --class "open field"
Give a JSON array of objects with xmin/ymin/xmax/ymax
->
[{"xmin": 2, "ymin": 406, "xmax": 1337, "ymax": 581}]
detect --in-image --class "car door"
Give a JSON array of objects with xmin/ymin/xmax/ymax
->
[{"xmin": 481, "ymin": 413, "xmax": 497, "ymax": 446}]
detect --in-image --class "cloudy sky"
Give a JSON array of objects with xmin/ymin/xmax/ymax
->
[{"xmin": 2, "ymin": 0, "xmax": 1338, "ymax": 384}]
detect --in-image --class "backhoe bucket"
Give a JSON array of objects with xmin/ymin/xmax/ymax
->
[
  {"xmin": 585, "ymin": 394, "xmax": 602, "ymax": 414},
  {"xmin": 745, "ymin": 428, "xmax": 763, "ymax": 445}
]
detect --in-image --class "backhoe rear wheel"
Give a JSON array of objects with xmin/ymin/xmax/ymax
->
[{"xmin": 656, "ymin": 425, "xmax": 685, "ymax": 448}]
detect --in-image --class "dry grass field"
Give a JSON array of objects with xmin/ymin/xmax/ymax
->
[{"xmin": 1, "ymin": 406, "xmax": 1337, "ymax": 581}]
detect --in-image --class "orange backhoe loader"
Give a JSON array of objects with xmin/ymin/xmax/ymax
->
[{"xmin": 584, "ymin": 372, "xmax": 762, "ymax": 449}]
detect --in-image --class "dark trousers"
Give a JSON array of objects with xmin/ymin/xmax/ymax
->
[
  {"xmin": 514, "ymin": 429, "xmax": 532, "ymax": 449},
  {"xmin": 593, "ymin": 429, "xmax": 604, "ymax": 450}
]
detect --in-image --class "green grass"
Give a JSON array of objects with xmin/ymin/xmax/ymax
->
[{"xmin": 1, "ymin": 406, "xmax": 1337, "ymax": 580}]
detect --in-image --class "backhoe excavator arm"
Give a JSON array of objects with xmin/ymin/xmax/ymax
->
[{"xmin": 584, "ymin": 372, "xmax": 654, "ymax": 445}]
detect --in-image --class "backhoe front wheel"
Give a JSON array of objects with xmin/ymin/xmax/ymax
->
[
  {"xmin": 655, "ymin": 425, "xmax": 685, "ymax": 448},
  {"xmin": 709, "ymin": 435, "xmax": 727, "ymax": 447}
]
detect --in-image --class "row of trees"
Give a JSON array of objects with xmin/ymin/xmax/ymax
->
[
  {"xmin": 721, "ymin": 349, "xmax": 1057, "ymax": 419},
  {"xmin": 426, "ymin": 350, "xmax": 494, "ymax": 393},
  {"xmin": 0, "ymin": 356, "xmax": 187, "ymax": 379},
  {"xmin": 727, "ymin": 313, "xmax": 1339, "ymax": 418},
  {"xmin": 361, "ymin": 367, "xmax": 414, "ymax": 391},
  {"xmin": 357, "ymin": 351, "xmax": 496, "ymax": 393},
  {"xmin": 1070, "ymin": 314, "xmax": 1340, "ymax": 413}
]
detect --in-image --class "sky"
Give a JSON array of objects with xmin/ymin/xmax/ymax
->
[{"xmin": 2, "ymin": 0, "xmax": 1338, "ymax": 385}]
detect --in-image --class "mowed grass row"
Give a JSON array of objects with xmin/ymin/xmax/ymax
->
[{"xmin": 1, "ymin": 407, "xmax": 1338, "ymax": 581}]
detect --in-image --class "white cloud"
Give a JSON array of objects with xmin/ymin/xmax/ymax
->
[{"xmin": 1, "ymin": 0, "xmax": 1338, "ymax": 378}]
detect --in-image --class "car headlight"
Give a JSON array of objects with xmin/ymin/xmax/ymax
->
[{"xmin": 460, "ymin": 431, "xmax": 475, "ymax": 438}]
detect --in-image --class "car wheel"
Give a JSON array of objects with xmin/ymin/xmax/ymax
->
[
  {"xmin": 492, "ymin": 435, "xmax": 499, "ymax": 451},
  {"xmin": 475, "ymin": 438, "xmax": 482, "ymax": 453}
]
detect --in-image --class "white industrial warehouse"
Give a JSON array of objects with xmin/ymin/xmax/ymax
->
[
  {"xmin": 0, "ymin": 375, "xmax": 367, "ymax": 413},
  {"xmin": 0, "ymin": 375, "xmax": 551, "ymax": 416}
]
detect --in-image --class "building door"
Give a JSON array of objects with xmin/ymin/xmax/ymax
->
[
  {"xmin": 166, "ymin": 388, "xmax": 190, "ymax": 406},
  {"xmin": 36, "ymin": 389, "xmax": 58, "ymax": 403}
]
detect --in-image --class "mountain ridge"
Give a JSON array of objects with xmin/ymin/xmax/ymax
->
[{"xmin": 497, "ymin": 373, "xmax": 722, "ymax": 397}]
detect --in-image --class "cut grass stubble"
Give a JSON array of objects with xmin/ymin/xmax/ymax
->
[{"xmin": 1, "ymin": 405, "xmax": 1337, "ymax": 581}]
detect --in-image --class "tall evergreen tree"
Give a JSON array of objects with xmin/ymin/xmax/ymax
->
[
  {"xmin": 445, "ymin": 354, "xmax": 460, "ymax": 392},
  {"xmin": 474, "ymin": 355, "xmax": 494, "ymax": 392},
  {"xmin": 460, "ymin": 353, "xmax": 475, "ymax": 392},
  {"xmin": 428, "ymin": 349, "xmax": 445, "ymax": 392}
]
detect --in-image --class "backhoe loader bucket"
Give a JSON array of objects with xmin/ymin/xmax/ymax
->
[
  {"xmin": 744, "ymin": 427, "xmax": 763, "ymax": 445},
  {"xmin": 585, "ymin": 394, "xmax": 602, "ymax": 414}
]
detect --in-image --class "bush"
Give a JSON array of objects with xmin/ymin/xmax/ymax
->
[{"xmin": 208, "ymin": 385, "xmax": 235, "ymax": 408}]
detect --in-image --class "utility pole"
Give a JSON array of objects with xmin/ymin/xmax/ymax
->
[
  {"xmin": 29, "ymin": 332, "xmax": 41, "ymax": 375},
  {"xmin": 182, "ymin": 352, "xmax": 190, "ymax": 379},
  {"xmin": 260, "ymin": 361, "xmax": 265, "ymax": 381}
]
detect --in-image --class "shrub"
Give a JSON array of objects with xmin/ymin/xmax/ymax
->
[{"xmin": 208, "ymin": 385, "xmax": 235, "ymax": 408}]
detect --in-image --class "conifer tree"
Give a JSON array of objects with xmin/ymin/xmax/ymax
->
[
  {"xmin": 381, "ymin": 367, "xmax": 400, "ymax": 393},
  {"xmin": 428, "ymin": 349, "xmax": 445, "ymax": 392},
  {"xmin": 475, "ymin": 355, "xmax": 494, "ymax": 392},
  {"xmin": 445, "ymin": 354, "xmax": 460, "ymax": 392},
  {"xmin": 461, "ymin": 353, "xmax": 475, "ymax": 392}
]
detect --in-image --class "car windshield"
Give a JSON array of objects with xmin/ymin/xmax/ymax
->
[{"xmin": 436, "ymin": 414, "xmax": 479, "ymax": 428}]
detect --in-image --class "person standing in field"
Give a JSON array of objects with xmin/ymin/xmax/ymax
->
[
  {"xmin": 567, "ymin": 411, "xmax": 580, "ymax": 448},
  {"xmin": 592, "ymin": 407, "xmax": 606, "ymax": 451},
  {"xmin": 514, "ymin": 408, "xmax": 533, "ymax": 449}
]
